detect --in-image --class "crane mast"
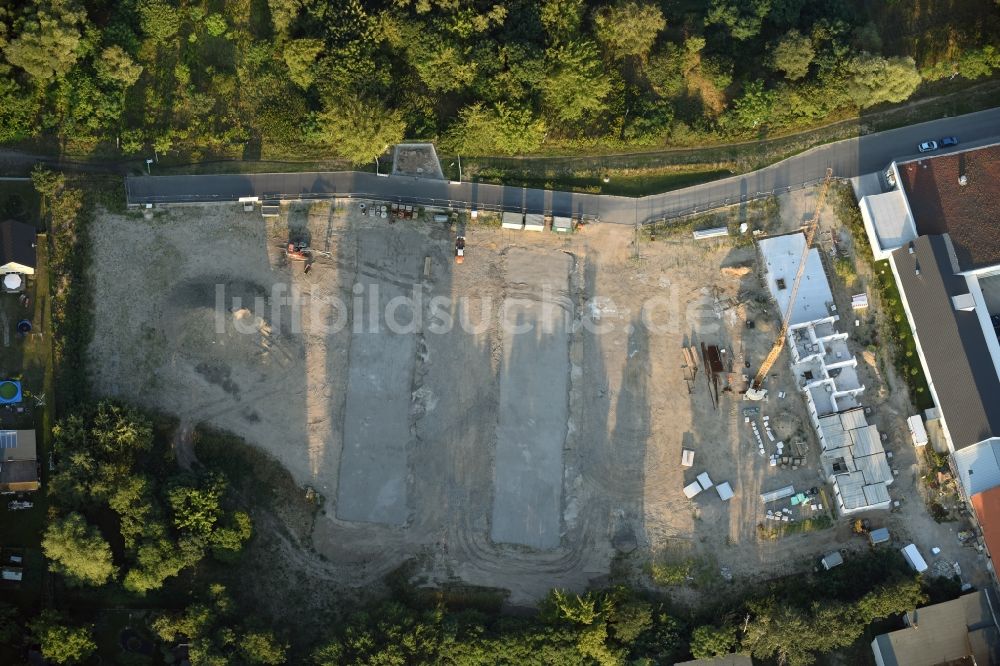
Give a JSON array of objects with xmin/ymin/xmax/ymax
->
[{"xmin": 745, "ymin": 168, "xmax": 834, "ymax": 401}]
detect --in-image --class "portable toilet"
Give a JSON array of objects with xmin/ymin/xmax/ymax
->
[
  {"xmin": 524, "ymin": 213, "xmax": 545, "ymax": 232},
  {"xmin": 501, "ymin": 211, "xmax": 524, "ymax": 230},
  {"xmin": 552, "ymin": 216, "xmax": 574, "ymax": 233},
  {"xmin": 869, "ymin": 527, "xmax": 890, "ymax": 545}
]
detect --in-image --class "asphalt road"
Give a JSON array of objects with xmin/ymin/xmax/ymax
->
[{"xmin": 125, "ymin": 107, "xmax": 1000, "ymax": 225}]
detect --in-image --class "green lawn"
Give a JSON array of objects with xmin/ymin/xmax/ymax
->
[{"xmin": 873, "ymin": 260, "xmax": 934, "ymax": 411}]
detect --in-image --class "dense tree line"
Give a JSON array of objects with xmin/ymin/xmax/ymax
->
[
  {"xmin": 44, "ymin": 402, "xmax": 252, "ymax": 596},
  {"xmin": 4, "ymin": 397, "xmax": 945, "ymax": 663},
  {"xmin": 0, "ymin": 0, "xmax": 997, "ymax": 163}
]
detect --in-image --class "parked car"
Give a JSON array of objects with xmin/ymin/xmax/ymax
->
[
  {"xmin": 917, "ymin": 140, "xmax": 939, "ymax": 153},
  {"xmin": 940, "ymin": 136, "xmax": 959, "ymax": 147}
]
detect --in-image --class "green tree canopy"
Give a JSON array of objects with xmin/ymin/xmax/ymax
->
[
  {"xmin": 95, "ymin": 45, "xmax": 143, "ymax": 88},
  {"xmin": 727, "ymin": 79, "xmax": 776, "ymax": 129},
  {"xmin": 443, "ymin": 103, "xmax": 546, "ymax": 156},
  {"xmin": 42, "ymin": 512, "xmax": 118, "ymax": 587},
  {"xmin": 705, "ymin": 0, "xmax": 770, "ymax": 41},
  {"xmin": 593, "ymin": 1, "xmax": 666, "ymax": 60},
  {"xmin": 3, "ymin": 0, "xmax": 87, "ymax": 83},
  {"xmin": 690, "ymin": 624, "xmax": 738, "ymax": 659},
  {"xmin": 283, "ymin": 38, "xmax": 324, "ymax": 89},
  {"xmin": 837, "ymin": 55, "xmax": 922, "ymax": 108},
  {"xmin": 168, "ymin": 474, "xmax": 225, "ymax": 536},
  {"xmin": 137, "ymin": 0, "xmax": 181, "ymax": 44},
  {"xmin": 50, "ymin": 401, "xmax": 154, "ymax": 506},
  {"xmin": 310, "ymin": 97, "xmax": 405, "ymax": 165},
  {"xmin": 541, "ymin": 40, "xmax": 613, "ymax": 122},
  {"xmin": 540, "ymin": 0, "xmax": 585, "ymax": 43},
  {"xmin": 239, "ymin": 630, "xmax": 289, "ymax": 665},
  {"xmin": 30, "ymin": 611, "xmax": 96, "ymax": 665},
  {"xmin": 123, "ymin": 533, "xmax": 204, "ymax": 594},
  {"xmin": 769, "ymin": 30, "xmax": 814, "ymax": 80}
]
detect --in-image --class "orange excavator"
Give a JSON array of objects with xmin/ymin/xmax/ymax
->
[{"xmin": 745, "ymin": 168, "xmax": 833, "ymax": 401}]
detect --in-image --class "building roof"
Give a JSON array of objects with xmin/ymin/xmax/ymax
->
[
  {"xmin": 0, "ymin": 460, "xmax": 38, "ymax": 491},
  {"xmin": 675, "ymin": 655, "xmax": 754, "ymax": 666},
  {"xmin": 954, "ymin": 440, "xmax": 1000, "ymax": 497},
  {"xmin": 758, "ymin": 233, "xmax": 835, "ymax": 326},
  {"xmin": 972, "ymin": 486, "xmax": 1000, "ymax": 567},
  {"xmin": 861, "ymin": 189, "xmax": 917, "ymax": 252},
  {"xmin": 898, "ymin": 144, "xmax": 1000, "ymax": 272},
  {"xmin": 0, "ymin": 220, "xmax": 36, "ymax": 271},
  {"xmin": 0, "ymin": 430, "xmax": 36, "ymax": 462},
  {"xmin": 0, "ymin": 431, "xmax": 39, "ymax": 492},
  {"xmin": 871, "ymin": 590, "xmax": 1000, "ymax": 666},
  {"xmin": 891, "ymin": 235, "xmax": 1000, "ymax": 450}
]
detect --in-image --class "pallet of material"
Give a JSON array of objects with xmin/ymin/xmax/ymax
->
[
  {"xmin": 760, "ymin": 485, "xmax": 795, "ymax": 503},
  {"xmin": 692, "ymin": 226, "xmax": 729, "ymax": 240}
]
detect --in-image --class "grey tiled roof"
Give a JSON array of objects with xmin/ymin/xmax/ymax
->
[{"xmin": 891, "ymin": 235, "xmax": 1000, "ymax": 449}]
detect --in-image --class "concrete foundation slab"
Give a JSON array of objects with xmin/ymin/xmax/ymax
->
[
  {"xmin": 336, "ymin": 233, "xmax": 419, "ymax": 525},
  {"xmin": 490, "ymin": 249, "xmax": 572, "ymax": 549}
]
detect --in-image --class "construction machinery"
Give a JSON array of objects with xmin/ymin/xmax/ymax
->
[
  {"xmin": 745, "ymin": 168, "xmax": 834, "ymax": 401},
  {"xmin": 283, "ymin": 242, "xmax": 311, "ymax": 261}
]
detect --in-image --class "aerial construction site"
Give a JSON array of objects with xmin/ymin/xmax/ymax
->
[{"xmin": 85, "ymin": 182, "xmax": 986, "ymax": 609}]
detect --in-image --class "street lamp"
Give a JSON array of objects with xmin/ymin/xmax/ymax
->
[
  {"xmin": 375, "ymin": 157, "xmax": 379, "ymax": 176},
  {"xmin": 145, "ymin": 159, "xmax": 153, "ymax": 175}
]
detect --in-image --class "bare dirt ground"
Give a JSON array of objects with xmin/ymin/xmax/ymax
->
[{"xmin": 87, "ymin": 186, "xmax": 987, "ymax": 608}]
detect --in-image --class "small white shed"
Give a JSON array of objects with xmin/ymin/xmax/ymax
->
[
  {"xmin": 716, "ymin": 481, "xmax": 734, "ymax": 501},
  {"xmin": 681, "ymin": 449, "xmax": 695, "ymax": 467},
  {"xmin": 696, "ymin": 472, "xmax": 714, "ymax": 490}
]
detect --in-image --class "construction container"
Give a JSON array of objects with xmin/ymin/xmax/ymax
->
[
  {"xmin": 501, "ymin": 211, "xmax": 524, "ymax": 230},
  {"xmin": 907, "ymin": 415, "xmax": 928, "ymax": 447},
  {"xmin": 901, "ymin": 543, "xmax": 928, "ymax": 573},
  {"xmin": 524, "ymin": 213, "xmax": 545, "ymax": 232},
  {"xmin": 552, "ymin": 216, "xmax": 574, "ymax": 233},
  {"xmin": 760, "ymin": 485, "xmax": 795, "ymax": 503},
  {"xmin": 869, "ymin": 527, "xmax": 890, "ymax": 545},
  {"xmin": 683, "ymin": 481, "xmax": 702, "ymax": 499},
  {"xmin": 821, "ymin": 551, "xmax": 844, "ymax": 570}
]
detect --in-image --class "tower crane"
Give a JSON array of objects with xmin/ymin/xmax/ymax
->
[{"xmin": 745, "ymin": 168, "xmax": 834, "ymax": 401}]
